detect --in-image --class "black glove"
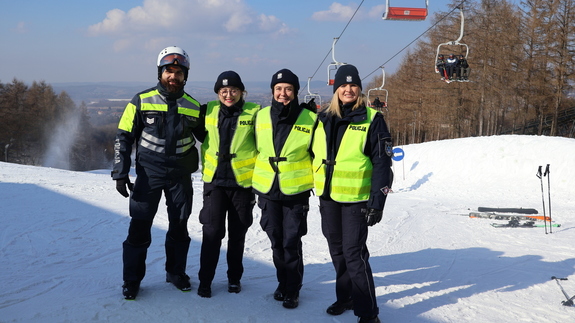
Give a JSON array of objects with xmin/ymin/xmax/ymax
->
[
  {"xmin": 116, "ymin": 178, "xmax": 133, "ymax": 198},
  {"xmin": 365, "ymin": 208, "xmax": 383, "ymax": 226}
]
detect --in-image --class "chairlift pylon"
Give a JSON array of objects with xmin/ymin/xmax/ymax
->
[
  {"xmin": 304, "ymin": 77, "xmax": 322, "ymax": 110},
  {"xmin": 382, "ymin": 0, "xmax": 429, "ymax": 21},
  {"xmin": 367, "ymin": 67, "xmax": 389, "ymax": 111},
  {"xmin": 327, "ymin": 37, "xmax": 347, "ymax": 86}
]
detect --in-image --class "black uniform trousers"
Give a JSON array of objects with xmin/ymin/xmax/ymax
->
[
  {"xmin": 319, "ymin": 197, "xmax": 379, "ymax": 318},
  {"xmin": 122, "ymin": 172, "xmax": 192, "ymax": 282},
  {"xmin": 198, "ymin": 185, "xmax": 255, "ymax": 285},
  {"xmin": 258, "ymin": 196, "xmax": 308, "ymax": 294}
]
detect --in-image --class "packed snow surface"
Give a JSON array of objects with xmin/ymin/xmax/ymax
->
[{"xmin": 1, "ymin": 135, "xmax": 575, "ymax": 322}]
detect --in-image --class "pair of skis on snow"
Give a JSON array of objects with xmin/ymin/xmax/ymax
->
[
  {"xmin": 490, "ymin": 219, "xmax": 560, "ymax": 228},
  {"xmin": 468, "ymin": 164, "xmax": 555, "ymax": 230},
  {"xmin": 536, "ymin": 164, "xmax": 553, "ymax": 234},
  {"xmin": 468, "ymin": 206, "xmax": 560, "ymax": 228}
]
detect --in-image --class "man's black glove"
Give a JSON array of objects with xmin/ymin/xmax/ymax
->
[
  {"xmin": 365, "ymin": 208, "xmax": 383, "ymax": 226},
  {"xmin": 116, "ymin": 178, "xmax": 133, "ymax": 198}
]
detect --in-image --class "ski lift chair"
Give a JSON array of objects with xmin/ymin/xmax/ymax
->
[
  {"xmin": 304, "ymin": 77, "xmax": 322, "ymax": 110},
  {"xmin": 327, "ymin": 37, "xmax": 347, "ymax": 85},
  {"xmin": 383, "ymin": 0, "xmax": 429, "ymax": 21},
  {"xmin": 434, "ymin": 6, "xmax": 470, "ymax": 83},
  {"xmin": 367, "ymin": 67, "xmax": 389, "ymax": 111}
]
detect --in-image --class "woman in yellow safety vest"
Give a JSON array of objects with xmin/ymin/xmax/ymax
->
[
  {"xmin": 312, "ymin": 64, "xmax": 393, "ymax": 323},
  {"xmin": 252, "ymin": 68, "xmax": 317, "ymax": 309},
  {"xmin": 197, "ymin": 71, "xmax": 260, "ymax": 298}
]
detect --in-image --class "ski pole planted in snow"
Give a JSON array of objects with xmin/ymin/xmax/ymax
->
[
  {"xmin": 551, "ymin": 276, "xmax": 575, "ymax": 306},
  {"xmin": 536, "ymin": 166, "xmax": 548, "ymax": 234},
  {"xmin": 545, "ymin": 164, "xmax": 552, "ymax": 233}
]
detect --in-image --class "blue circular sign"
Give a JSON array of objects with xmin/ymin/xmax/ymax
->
[{"xmin": 392, "ymin": 147, "xmax": 404, "ymax": 161}]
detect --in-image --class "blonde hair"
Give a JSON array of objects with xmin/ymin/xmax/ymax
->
[{"xmin": 322, "ymin": 91, "xmax": 366, "ymax": 118}]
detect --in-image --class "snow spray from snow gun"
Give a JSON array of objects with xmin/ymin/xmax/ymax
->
[
  {"xmin": 536, "ymin": 164, "xmax": 552, "ymax": 234},
  {"xmin": 551, "ymin": 277, "xmax": 575, "ymax": 306}
]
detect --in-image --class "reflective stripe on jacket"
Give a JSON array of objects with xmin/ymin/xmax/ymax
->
[
  {"xmin": 201, "ymin": 101, "xmax": 259, "ymax": 187},
  {"xmin": 123, "ymin": 89, "xmax": 199, "ymax": 155},
  {"xmin": 252, "ymin": 106, "xmax": 316, "ymax": 195}
]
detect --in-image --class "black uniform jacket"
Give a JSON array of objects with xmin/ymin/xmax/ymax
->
[{"xmin": 112, "ymin": 82, "xmax": 204, "ymax": 181}]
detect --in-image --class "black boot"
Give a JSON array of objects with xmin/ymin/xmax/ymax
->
[
  {"xmin": 282, "ymin": 291, "xmax": 299, "ymax": 309},
  {"xmin": 122, "ymin": 281, "xmax": 140, "ymax": 300},
  {"xmin": 166, "ymin": 272, "xmax": 191, "ymax": 291},
  {"xmin": 358, "ymin": 315, "xmax": 381, "ymax": 323},
  {"xmin": 197, "ymin": 283, "xmax": 212, "ymax": 298},
  {"xmin": 326, "ymin": 298, "xmax": 353, "ymax": 315},
  {"xmin": 273, "ymin": 284, "xmax": 286, "ymax": 301},
  {"xmin": 228, "ymin": 280, "xmax": 242, "ymax": 293}
]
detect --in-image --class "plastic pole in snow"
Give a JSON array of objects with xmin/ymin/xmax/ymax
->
[
  {"xmin": 551, "ymin": 276, "xmax": 575, "ymax": 306},
  {"xmin": 536, "ymin": 166, "xmax": 547, "ymax": 234},
  {"xmin": 545, "ymin": 164, "xmax": 552, "ymax": 233},
  {"xmin": 402, "ymin": 146, "xmax": 405, "ymax": 181}
]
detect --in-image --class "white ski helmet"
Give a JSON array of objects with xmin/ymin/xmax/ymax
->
[{"xmin": 157, "ymin": 46, "xmax": 190, "ymax": 80}]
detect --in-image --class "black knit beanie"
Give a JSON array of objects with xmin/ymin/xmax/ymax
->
[
  {"xmin": 214, "ymin": 70, "xmax": 245, "ymax": 93},
  {"xmin": 270, "ymin": 68, "xmax": 300, "ymax": 93},
  {"xmin": 332, "ymin": 64, "xmax": 362, "ymax": 93}
]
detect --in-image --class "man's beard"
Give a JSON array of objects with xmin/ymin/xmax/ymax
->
[{"xmin": 161, "ymin": 78, "xmax": 184, "ymax": 93}]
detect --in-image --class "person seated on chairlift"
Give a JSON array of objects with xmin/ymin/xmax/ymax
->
[
  {"xmin": 372, "ymin": 97, "xmax": 386, "ymax": 109},
  {"xmin": 456, "ymin": 55, "xmax": 470, "ymax": 81},
  {"xmin": 436, "ymin": 54, "xmax": 448, "ymax": 80},
  {"xmin": 445, "ymin": 54, "xmax": 458, "ymax": 81}
]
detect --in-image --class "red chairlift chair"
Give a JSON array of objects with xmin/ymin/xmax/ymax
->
[{"xmin": 382, "ymin": 0, "xmax": 429, "ymax": 21}]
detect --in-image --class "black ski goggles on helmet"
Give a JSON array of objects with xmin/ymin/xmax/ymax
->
[{"xmin": 159, "ymin": 53, "xmax": 190, "ymax": 69}]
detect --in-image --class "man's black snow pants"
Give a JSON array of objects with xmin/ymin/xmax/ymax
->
[{"xmin": 122, "ymin": 172, "xmax": 192, "ymax": 283}]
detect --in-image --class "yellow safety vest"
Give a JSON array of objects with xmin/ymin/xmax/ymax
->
[
  {"xmin": 312, "ymin": 107, "xmax": 377, "ymax": 202},
  {"xmin": 201, "ymin": 101, "xmax": 259, "ymax": 187},
  {"xmin": 252, "ymin": 106, "xmax": 316, "ymax": 195}
]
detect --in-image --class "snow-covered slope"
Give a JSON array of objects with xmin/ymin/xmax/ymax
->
[{"xmin": 1, "ymin": 135, "xmax": 574, "ymax": 322}]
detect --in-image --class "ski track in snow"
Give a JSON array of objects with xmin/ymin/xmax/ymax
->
[{"xmin": 1, "ymin": 135, "xmax": 575, "ymax": 322}]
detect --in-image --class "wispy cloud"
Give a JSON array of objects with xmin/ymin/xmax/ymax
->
[
  {"xmin": 11, "ymin": 21, "xmax": 28, "ymax": 34},
  {"xmin": 312, "ymin": 3, "xmax": 357, "ymax": 22},
  {"xmin": 311, "ymin": 3, "xmax": 386, "ymax": 22},
  {"xmin": 87, "ymin": 0, "xmax": 292, "ymax": 41}
]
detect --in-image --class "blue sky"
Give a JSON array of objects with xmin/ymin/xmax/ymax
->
[{"xmin": 2, "ymin": 0, "xmax": 480, "ymax": 85}]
